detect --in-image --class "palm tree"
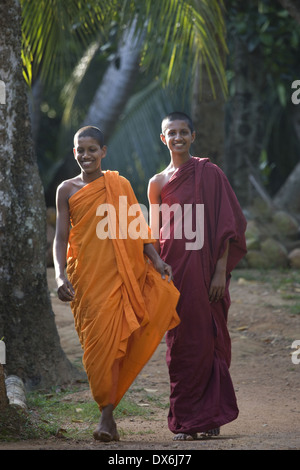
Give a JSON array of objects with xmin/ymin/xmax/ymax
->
[{"xmin": 0, "ymin": 0, "xmax": 227, "ymax": 389}]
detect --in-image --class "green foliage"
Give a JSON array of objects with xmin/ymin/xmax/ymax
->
[
  {"xmin": 136, "ymin": 0, "xmax": 228, "ymax": 98},
  {"xmin": 226, "ymin": 0, "xmax": 300, "ymax": 97},
  {"xmin": 21, "ymin": 0, "xmax": 110, "ymax": 87},
  {"xmin": 21, "ymin": 0, "xmax": 228, "ymax": 95},
  {"xmin": 226, "ymin": 0, "xmax": 300, "ymax": 193}
]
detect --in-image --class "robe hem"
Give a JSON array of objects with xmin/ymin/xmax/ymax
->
[{"xmin": 169, "ymin": 410, "xmax": 239, "ymax": 435}]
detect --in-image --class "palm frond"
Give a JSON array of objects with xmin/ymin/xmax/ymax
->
[
  {"xmin": 20, "ymin": 0, "xmax": 112, "ymax": 86},
  {"xmin": 21, "ymin": 0, "xmax": 227, "ymax": 98},
  {"xmin": 124, "ymin": 0, "xmax": 228, "ymax": 98}
]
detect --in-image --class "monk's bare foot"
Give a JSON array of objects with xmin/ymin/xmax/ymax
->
[
  {"xmin": 199, "ymin": 427, "xmax": 220, "ymax": 438},
  {"xmin": 93, "ymin": 428, "xmax": 112, "ymax": 442},
  {"xmin": 93, "ymin": 422, "xmax": 120, "ymax": 442},
  {"xmin": 93, "ymin": 404, "xmax": 120, "ymax": 442},
  {"xmin": 93, "ymin": 428, "xmax": 120, "ymax": 442},
  {"xmin": 173, "ymin": 433, "xmax": 197, "ymax": 441}
]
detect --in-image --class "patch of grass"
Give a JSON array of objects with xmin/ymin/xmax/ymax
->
[
  {"xmin": 281, "ymin": 294, "xmax": 299, "ymax": 300},
  {"xmin": 143, "ymin": 393, "xmax": 169, "ymax": 410},
  {"xmin": 0, "ymin": 384, "xmax": 160, "ymax": 442},
  {"xmin": 285, "ymin": 304, "xmax": 300, "ymax": 315},
  {"xmin": 232, "ymin": 269, "xmax": 271, "ymax": 283},
  {"xmin": 233, "ymin": 268, "xmax": 300, "ymax": 283},
  {"xmin": 233, "ymin": 269, "xmax": 300, "ymax": 314},
  {"xmin": 26, "ymin": 388, "xmax": 98, "ymax": 438}
]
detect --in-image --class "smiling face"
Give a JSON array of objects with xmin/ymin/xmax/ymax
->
[
  {"xmin": 160, "ymin": 119, "xmax": 195, "ymax": 157},
  {"xmin": 73, "ymin": 135, "xmax": 107, "ymax": 179}
]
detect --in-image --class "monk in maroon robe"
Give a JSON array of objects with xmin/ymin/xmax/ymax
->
[{"xmin": 148, "ymin": 112, "xmax": 247, "ymax": 440}]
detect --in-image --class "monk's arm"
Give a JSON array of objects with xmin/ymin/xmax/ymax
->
[
  {"xmin": 53, "ymin": 184, "xmax": 75, "ymax": 302},
  {"xmin": 209, "ymin": 240, "xmax": 229, "ymax": 303},
  {"xmin": 147, "ymin": 178, "xmax": 161, "ymax": 253}
]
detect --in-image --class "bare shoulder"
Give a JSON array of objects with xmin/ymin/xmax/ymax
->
[
  {"xmin": 148, "ymin": 168, "xmax": 172, "ymax": 204},
  {"xmin": 149, "ymin": 172, "xmax": 164, "ymax": 188},
  {"xmin": 148, "ymin": 173, "xmax": 164, "ymax": 202},
  {"xmin": 149, "ymin": 166, "xmax": 173, "ymax": 190},
  {"xmin": 56, "ymin": 175, "xmax": 82, "ymax": 201}
]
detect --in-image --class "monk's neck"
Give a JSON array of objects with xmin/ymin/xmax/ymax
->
[
  {"xmin": 80, "ymin": 170, "xmax": 103, "ymax": 184},
  {"xmin": 170, "ymin": 153, "xmax": 192, "ymax": 169}
]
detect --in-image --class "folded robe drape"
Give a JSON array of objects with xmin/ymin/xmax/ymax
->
[
  {"xmin": 67, "ymin": 171, "xmax": 180, "ymax": 410},
  {"xmin": 160, "ymin": 157, "xmax": 247, "ymax": 435}
]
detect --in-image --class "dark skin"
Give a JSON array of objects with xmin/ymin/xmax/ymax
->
[{"xmin": 53, "ymin": 134, "xmax": 173, "ymax": 440}]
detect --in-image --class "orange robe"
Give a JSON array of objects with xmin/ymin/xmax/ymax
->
[{"xmin": 66, "ymin": 171, "xmax": 180, "ymax": 410}]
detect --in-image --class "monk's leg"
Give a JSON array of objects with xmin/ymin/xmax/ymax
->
[{"xmin": 93, "ymin": 359, "xmax": 120, "ymax": 441}]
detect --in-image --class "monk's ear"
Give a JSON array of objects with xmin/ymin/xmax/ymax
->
[
  {"xmin": 101, "ymin": 145, "xmax": 107, "ymax": 158},
  {"xmin": 160, "ymin": 133, "xmax": 167, "ymax": 145},
  {"xmin": 191, "ymin": 131, "xmax": 196, "ymax": 143},
  {"xmin": 73, "ymin": 148, "xmax": 76, "ymax": 158}
]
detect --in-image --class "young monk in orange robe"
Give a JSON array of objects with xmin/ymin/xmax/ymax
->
[{"xmin": 53, "ymin": 126, "xmax": 180, "ymax": 442}]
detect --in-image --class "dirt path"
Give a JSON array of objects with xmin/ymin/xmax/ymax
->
[{"xmin": 1, "ymin": 269, "xmax": 300, "ymax": 451}]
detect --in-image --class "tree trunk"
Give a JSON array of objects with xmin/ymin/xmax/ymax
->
[
  {"xmin": 224, "ymin": 38, "xmax": 265, "ymax": 206},
  {"xmin": 0, "ymin": 0, "xmax": 78, "ymax": 390},
  {"xmin": 45, "ymin": 21, "xmax": 144, "ymax": 206},
  {"xmin": 83, "ymin": 22, "xmax": 144, "ymax": 139}
]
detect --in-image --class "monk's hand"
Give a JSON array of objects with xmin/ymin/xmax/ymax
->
[
  {"xmin": 153, "ymin": 258, "xmax": 173, "ymax": 283},
  {"xmin": 209, "ymin": 270, "xmax": 226, "ymax": 303},
  {"xmin": 143, "ymin": 243, "xmax": 173, "ymax": 282},
  {"xmin": 56, "ymin": 276, "xmax": 75, "ymax": 302}
]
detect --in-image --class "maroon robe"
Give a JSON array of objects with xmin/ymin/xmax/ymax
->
[{"xmin": 160, "ymin": 157, "xmax": 247, "ymax": 435}]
